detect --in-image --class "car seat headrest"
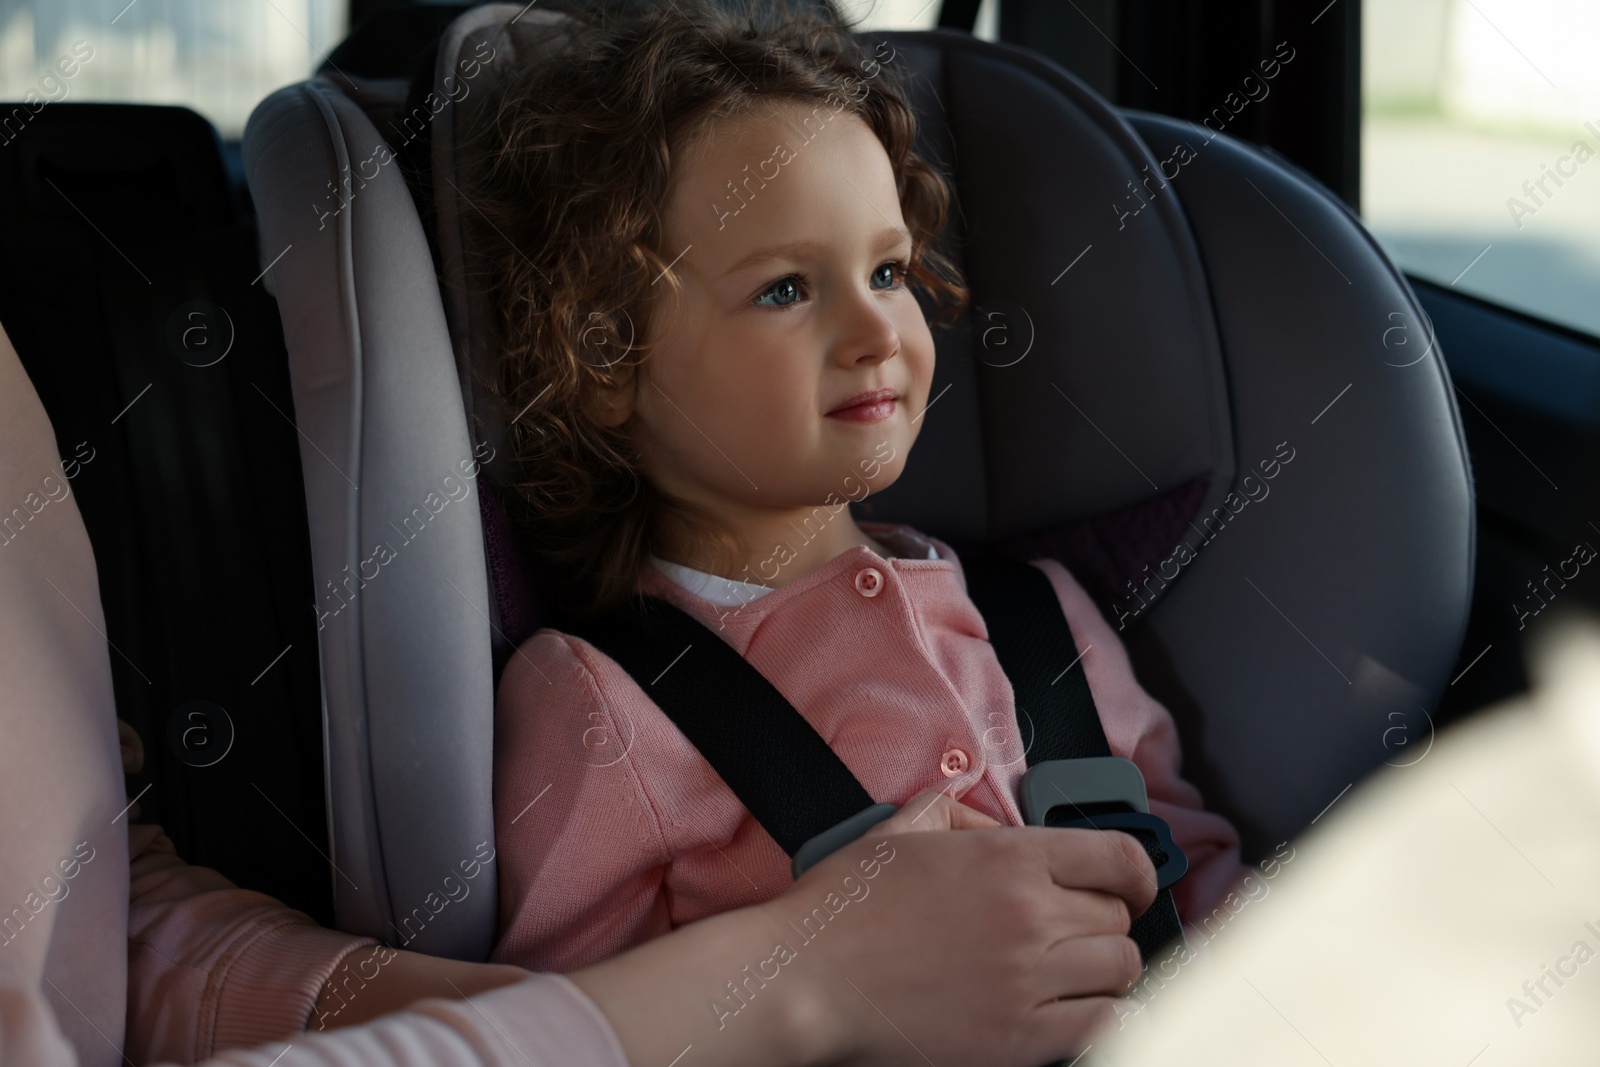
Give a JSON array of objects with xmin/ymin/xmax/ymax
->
[
  {"xmin": 418, "ymin": 4, "xmax": 1234, "ymax": 629},
  {"xmin": 431, "ymin": 6, "xmax": 575, "ymax": 483}
]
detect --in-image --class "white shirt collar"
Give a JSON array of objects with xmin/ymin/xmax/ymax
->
[{"xmin": 648, "ymin": 527, "xmax": 940, "ymax": 607}]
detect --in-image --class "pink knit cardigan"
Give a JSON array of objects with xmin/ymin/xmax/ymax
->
[{"xmin": 490, "ymin": 522, "xmax": 1248, "ymax": 972}]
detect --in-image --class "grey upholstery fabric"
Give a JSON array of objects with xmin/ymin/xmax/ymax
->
[
  {"xmin": 433, "ymin": 6, "xmax": 571, "ymax": 478},
  {"xmin": 242, "ymin": 5, "xmax": 1473, "ymax": 957},
  {"xmin": 430, "ymin": 6, "xmax": 573, "ymax": 677},
  {"xmin": 1119, "ymin": 111, "xmax": 1474, "ymax": 850},
  {"xmin": 863, "ymin": 38, "xmax": 1237, "ymax": 540},
  {"xmin": 244, "ymin": 78, "xmax": 498, "ymax": 960}
]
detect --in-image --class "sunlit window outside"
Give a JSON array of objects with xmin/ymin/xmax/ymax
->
[
  {"xmin": 833, "ymin": 0, "xmax": 998, "ymax": 37},
  {"xmin": 1364, "ymin": 0, "xmax": 1600, "ymax": 339},
  {"xmin": 0, "ymin": 0, "xmax": 345, "ymax": 140},
  {"xmin": 9, "ymin": 0, "xmax": 1592, "ymax": 342}
]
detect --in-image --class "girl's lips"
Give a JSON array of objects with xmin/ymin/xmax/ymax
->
[{"xmin": 826, "ymin": 398, "xmax": 897, "ymax": 423}]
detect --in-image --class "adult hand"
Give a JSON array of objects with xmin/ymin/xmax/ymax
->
[
  {"xmin": 874, "ymin": 788, "xmax": 1004, "ymax": 832},
  {"xmin": 777, "ymin": 790, "xmax": 1155, "ymax": 1067},
  {"xmin": 571, "ymin": 788, "xmax": 1153, "ymax": 1067}
]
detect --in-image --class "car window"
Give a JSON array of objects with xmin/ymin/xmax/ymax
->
[
  {"xmin": 835, "ymin": 0, "xmax": 1000, "ymax": 37},
  {"xmin": 1364, "ymin": 0, "xmax": 1600, "ymax": 339},
  {"xmin": 0, "ymin": 0, "xmax": 346, "ymax": 140}
]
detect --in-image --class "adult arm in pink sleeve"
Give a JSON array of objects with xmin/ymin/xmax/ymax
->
[
  {"xmin": 1029, "ymin": 558, "xmax": 1253, "ymax": 923},
  {"xmin": 1, "ymin": 320, "xmax": 130, "ymax": 1067},
  {"xmin": 490, "ymin": 632, "xmax": 674, "ymax": 971},
  {"xmin": 0, "ymin": 318, "xmax": 622, "ymax": 1067},
  {"xmin": 123, "ymin": 820, "xmax": 381, "ymax": 1062},
  {"xmin": 0, "ymin": 971, "xmax": 629, "ymax": 1067},
  {"xmin": 116, "ymin": 717, "xmax": 532, "ymax": 1060}
]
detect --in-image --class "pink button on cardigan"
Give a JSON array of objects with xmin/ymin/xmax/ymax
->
[{"xmin": 490, "ymin": 522, "xmax": 1249, "ymax": 973}]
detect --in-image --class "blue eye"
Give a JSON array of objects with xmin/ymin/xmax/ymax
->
[
  {"xmin": 755, "ymin": 274, "xmax": 805, "ymax": 308},
  {"xmin": 872, "ymin": 261, "xmax": 905, "ymax": 290}
]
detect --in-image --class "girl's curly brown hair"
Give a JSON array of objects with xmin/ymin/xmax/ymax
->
[{"xmin": 465, "ymin": 0, "xmax": 969, "ymax": 624}]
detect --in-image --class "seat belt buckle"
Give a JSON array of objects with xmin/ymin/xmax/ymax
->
[
  {"xmin": 1019, "ymin": 757, "xmax": 1189, "ymax": 891},
  {"xmin": 791, "ymin": 802, "xmax": 901, "ymax": 880}
]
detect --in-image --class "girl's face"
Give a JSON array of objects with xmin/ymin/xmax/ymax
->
[{"xmin": 606, "ymin": 99, "xmax": 935, "ymax": 549}]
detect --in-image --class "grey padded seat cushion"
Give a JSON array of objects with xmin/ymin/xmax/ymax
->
[
  {"xmin": 243, "ymin": 3, "xmax": 1472, "ymax": 957},
  {"xmin": 245, "ymin": 74, "xmax": 501, "ymax": 958}
]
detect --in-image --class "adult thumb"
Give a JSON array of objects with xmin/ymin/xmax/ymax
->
[{"xmin": 877, "ymin": 790, "xmax": 1003, "ymax": 835}]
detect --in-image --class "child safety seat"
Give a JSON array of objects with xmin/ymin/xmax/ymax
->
[{"xmin": 241, "ymin": 3, "xmax": 1474, "ymax": 961}]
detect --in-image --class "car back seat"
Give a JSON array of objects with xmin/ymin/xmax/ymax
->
[
  {"xmin": 242, "ymin": 2, "xmax": 1475, "ymax": 960},
  {"xmin": 0, "ymin": 102, "xmax": 334, "ymax": 924}
]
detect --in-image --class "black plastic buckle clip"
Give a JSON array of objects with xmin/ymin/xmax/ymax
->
[
  {"xmin": 1046, "ymin": 809, "xmax": 1188, "ymax": 890},
  {"xmin": 791, "ymin": 802, "xmax": 901, "ymax": 879},
  {"xmin": 1019, "ymin": 757, "xmax": 1189, "ymax": 891}
]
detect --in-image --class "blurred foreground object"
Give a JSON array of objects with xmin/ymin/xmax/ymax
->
[{"xmin": 1098, "ymin": 611, "xmax": 1600, "ymax": 1065}]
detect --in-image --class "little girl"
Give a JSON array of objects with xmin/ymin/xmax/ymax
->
[{"xmin": 467, "ymin": 0, "xmax": 1250, "ymax": 973}]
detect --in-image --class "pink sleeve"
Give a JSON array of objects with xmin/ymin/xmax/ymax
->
[
  {"xmin": 490, "ymin": 632, "xmax": 674, "ymax": 972},
  {"xmin": 77, "ymin": 822, "xmax": 632, "ymax": 1067},
  {"xmin": 2, "ymin": 970, "xmax": 631, "ymax": 1067},
  {"xmin": 1029, "ymin": 559, "xmax": 1252, "ymax": 924},
  {"xmin": 124, "ymin": 821, "xmax": 378, "ymax": 1062},
  {"xmin": 177, "ymin": 976, "xmax": 631, "ymax": 1066}
]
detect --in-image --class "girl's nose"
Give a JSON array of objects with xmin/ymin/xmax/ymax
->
[{"xmin": 835, "ymin": 296, "xmax": 901, "ymax": 367}]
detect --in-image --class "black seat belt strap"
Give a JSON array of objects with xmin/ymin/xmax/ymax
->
[
  {"xmin": 961, "ymin": 558, "xmax": 1113, "ymax": 761},
  {"xmin": 569, "ymin": 555, "xmax": 1188, "ymax": 961},
  {"xmin": 566, "ymin": 594, "xmax": 875, "ymax": 857},
  {"xmin": 961, "ymin": 556, "xmax": 1187, "ymax": 962}
]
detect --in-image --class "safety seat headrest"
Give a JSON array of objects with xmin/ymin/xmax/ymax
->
[{"xmin": 408, "ymin": 4, "xmax": 1233, "ymax": 639}]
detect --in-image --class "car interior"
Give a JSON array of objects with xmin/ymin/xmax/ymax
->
[{"xmin": 1, "ymin": 0, "xmax": 1593, "ymax": 971}]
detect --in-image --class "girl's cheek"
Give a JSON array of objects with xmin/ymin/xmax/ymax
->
[{"xmin": 912, "ymin": 333, "xmax": 936, "ymax": 371}]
